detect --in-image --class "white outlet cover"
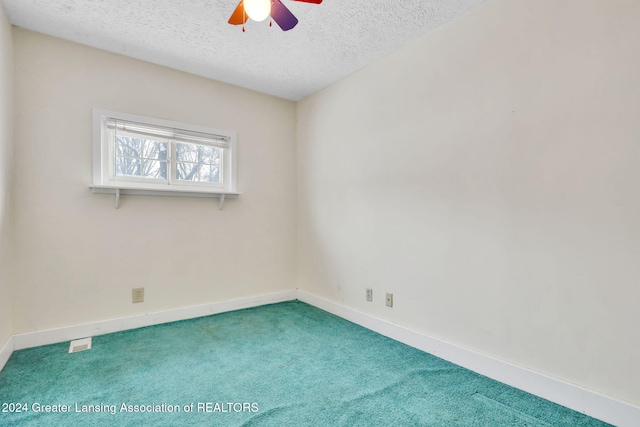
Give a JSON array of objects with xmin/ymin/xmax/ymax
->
[{"xmin": 69, "ymin": 337, "xmax": 92, "ymax": 353}]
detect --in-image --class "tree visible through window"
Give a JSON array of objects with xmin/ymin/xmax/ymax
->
[
  {"xmin": 92, "ymin": 109, "xmax": 236, "ymax": 193},
  {"xmin": 115, "ymin": 134, "xmax": 168, "ymax": 180},
  {"xmin": 175, "ymin": 142, "xmax": 221, "ymax": 183}
]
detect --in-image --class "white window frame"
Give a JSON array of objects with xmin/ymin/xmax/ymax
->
[{"xmin": 92, "ymin": 109, "xmax": 237, "ymax": 194}]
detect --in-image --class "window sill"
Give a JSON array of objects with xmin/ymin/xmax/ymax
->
[{"xmin": 90, "ymin": 185, "xmax": 240, "ymax": 210}]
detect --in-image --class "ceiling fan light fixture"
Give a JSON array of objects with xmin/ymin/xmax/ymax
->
[
  {"xmin": 244, "ymin": 0, "xmax": 271, "ymax": 22},
  {"xmin": 228, "ymin": 0, "xmax": 322, "ymax": 32}
]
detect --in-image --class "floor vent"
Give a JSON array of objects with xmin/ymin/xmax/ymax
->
[{"xmin": 69, "ymin": 337, "xmax": 92, "ymax": 353}]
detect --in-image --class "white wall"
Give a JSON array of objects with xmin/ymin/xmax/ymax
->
[
  {"xmin": 297, "ymin": 0, "xmax": 640, "ymax": 406},
  {"xmin": 12, "ymin": 29, "xmax": 297, "ymax": 333},
  {"xmin": 0, "ymin": 5, "xmax": 13, "ymax": 349}
]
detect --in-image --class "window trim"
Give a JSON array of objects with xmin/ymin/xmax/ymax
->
[{"xmin": 92, "ymin": 108, "xmax": 237, "ymax": 194}]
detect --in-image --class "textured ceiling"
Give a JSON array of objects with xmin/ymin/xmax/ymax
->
[{"xmin": 1, "ymin": 0, "xmax": 488, "ymax": 101}]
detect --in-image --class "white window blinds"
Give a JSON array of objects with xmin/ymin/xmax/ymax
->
[{"xmin": 106, "ymin": 118, "xmax": 230, "ymax": 149}]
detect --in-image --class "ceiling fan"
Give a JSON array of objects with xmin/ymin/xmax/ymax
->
[{"xmin": 228, "ymin": 0, "xmax": 323, "ymax": 32}]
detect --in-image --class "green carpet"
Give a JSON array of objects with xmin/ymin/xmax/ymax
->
[{"xmin": 0, "ymin": 301, "xmax": 610, "ymax": 426}]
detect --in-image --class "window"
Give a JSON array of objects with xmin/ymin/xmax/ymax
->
[{"xmin": 92, "ymin": 109, "xmax": 237, "ymax": 194}]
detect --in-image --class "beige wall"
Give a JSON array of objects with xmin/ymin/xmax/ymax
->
[
  {"xmin": 0, "ymin": 5, "xmax": 13, "ymax": 349},
  {"xmin": 5, "ymin": 0, "xmax": 640, "ymax": 409},
  {"xmin": 297, "ymin": 0, "xmax": 640, "ymax": 406},
  {"xmin": 12, "ymin": 29, "xmax": 297, "ymax": 333}
]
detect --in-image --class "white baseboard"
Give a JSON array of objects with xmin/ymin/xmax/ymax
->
[
  {"xmin": 12, "ymin": 291, "xmax": 297, "ymax": 351},
  {"xmin": 297, "ymin": 290, "xmax": 640, "ymax": 427},
  {"xmin": 0, "ymin": 335, "xmax": 13, "ymax": 372},
  {"xmin": 4, "ymin": 290, "xmax": 639, "ymax": 426}
]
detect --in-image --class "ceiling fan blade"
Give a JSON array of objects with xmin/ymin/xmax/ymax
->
[
  {"xmin": 271, "ymin": 0, "xmax": 298, "ymax": 31},
  {"xmin": 291, "ymin": 0, "xmax": 323, "ymax": 3},
  {"xmin": 228, "ymin": 0, "xmax": 248, "ymax": 25}
]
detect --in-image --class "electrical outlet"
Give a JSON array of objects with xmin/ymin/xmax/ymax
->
[
  {"xmin": 132, "ymin": 287, "xmax": 144, "ymax": 304},
  {"xmin": 366, "ymin": 288, "xmax": 373, "ymax": 302},
  {"xmin": 386, "ymin": 293, "xmax": 393, "ymax": 307}
]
